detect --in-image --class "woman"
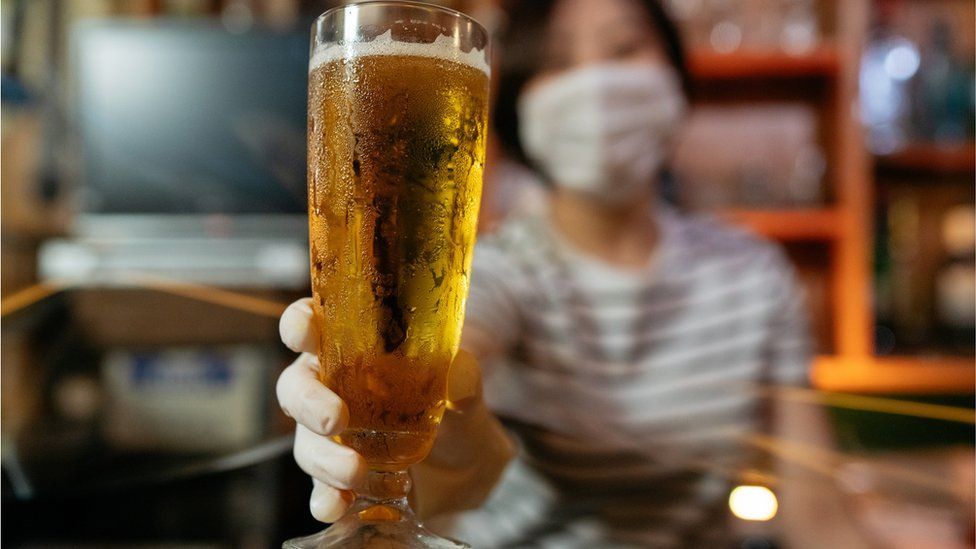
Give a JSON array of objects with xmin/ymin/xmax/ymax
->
[{"xmin": 278, "ymin": 0, "xmax": 869, "ymax": 546}]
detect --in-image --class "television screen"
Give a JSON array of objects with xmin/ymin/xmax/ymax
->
[{"xmin": 74, "ymin": 20, "xmax": 308, "ymax": 214}]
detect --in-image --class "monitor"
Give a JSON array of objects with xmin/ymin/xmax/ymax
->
[{"xmin": 73, "ymin": 20, "xmax": 309, "ymax": 215}]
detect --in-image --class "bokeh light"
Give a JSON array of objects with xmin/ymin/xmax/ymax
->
[
  {"xmin": 729, "ymin": 485, "xmax": 779, "ymax": 521},
  {"xmin": 883, "ymin": 38, "xmax": 921, "ymax": 81}
]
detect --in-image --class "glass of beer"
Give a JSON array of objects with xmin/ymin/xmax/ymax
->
[{"xmin": 285, "ymin": 2, "xmax": 489, "ymax": 548}]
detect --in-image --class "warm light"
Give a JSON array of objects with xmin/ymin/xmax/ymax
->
[{"xmin": 729, "ymin": 485, "xmax": 778, "ymax": 521}]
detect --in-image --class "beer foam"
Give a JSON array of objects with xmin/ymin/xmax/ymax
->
[{"xmin": 310, "ymin": 29, "xmax": 490, "ymax": 75}]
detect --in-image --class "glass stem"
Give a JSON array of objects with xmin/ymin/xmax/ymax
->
[{"xmin": 354, "ymin": 469, "xmax": 413, "ymax": 522}]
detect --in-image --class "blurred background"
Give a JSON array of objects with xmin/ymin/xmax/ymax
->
[{"xmin": 1, "ymin": 0, "xmax": 973, "ymax": 547}]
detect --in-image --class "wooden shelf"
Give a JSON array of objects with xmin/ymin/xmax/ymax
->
[
  {"xmin": 689, "ymin": 46, "xmax": 840, "ymax": 80},
  {"xmin": 875, "ymin": 142, "xmax": 976, "ymax": 174},
  {"xmin": 721, "ymin": 208, "xmax": 841, "ymax": 241},
  {"xmin": 813, "ymin": 355, "xmax": 975, "ymax": 394}
]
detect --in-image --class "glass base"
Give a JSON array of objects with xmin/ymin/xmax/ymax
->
[{"xmin": 283, "ymin": 492, "xmax": 468, "ymax": 548}]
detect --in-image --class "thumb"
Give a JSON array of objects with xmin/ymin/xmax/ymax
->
[{"xmin": 445, "ymin": 349, "xmax": 482, "ymax": 413}]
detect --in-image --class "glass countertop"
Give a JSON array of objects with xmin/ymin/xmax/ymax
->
[{"xmin": 1, "ymin": 279, "xmax": 973, "ymax": 547}]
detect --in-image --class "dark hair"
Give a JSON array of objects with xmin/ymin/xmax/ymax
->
[{"xmin": 493, "ymin": 0, "xmax": 689, "ymax": 165}]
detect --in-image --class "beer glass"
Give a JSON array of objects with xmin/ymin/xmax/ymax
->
[{"xmin": 285, "ymin": 2, "xmax": 489, "ymax": 547}]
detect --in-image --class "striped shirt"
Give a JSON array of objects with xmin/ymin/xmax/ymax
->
[{"xmin": 438, "ymin": 205, "xmax": 811, "ymax": 548}]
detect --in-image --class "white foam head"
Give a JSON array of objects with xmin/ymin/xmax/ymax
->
[{"xmin": 310, "ymin": 29, "xmax": 490, "ymax": 75}]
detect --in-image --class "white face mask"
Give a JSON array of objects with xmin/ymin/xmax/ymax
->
[{"xmin": 518, "ymin": 63, "xmax": 687, "ymax": 205}]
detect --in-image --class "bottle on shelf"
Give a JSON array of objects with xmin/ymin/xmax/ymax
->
[{"xmin": 911, "ymin": 19, "xmax": 973, "ymax": 144}]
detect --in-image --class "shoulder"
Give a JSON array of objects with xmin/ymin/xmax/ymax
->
[
  {"xmin": 469, "ymin": 215, "xmax": 547, "ymax": 294},
  {"xmin": 664, "ymin": 208, "xmax": 795, "ymax": 281},
  {"xmin": 477, "ymin": 214, "xmax": 543, "ymax": 254},
  {"xmin": 473, "ymin": 214, "xmax": 548, "ymax": 271}
]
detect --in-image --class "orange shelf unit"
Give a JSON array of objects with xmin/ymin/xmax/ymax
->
[
  {"xmin": 722, "ymin": 208, "xmax": 842, "ymax": 241},
  {"xmin": 813, "ymin": 355, "xmax": 975, "ymax": 394},
  {"xmin": 691, "ymin": 1, "xmax": 970, "ymax": 395},
  {"xmin": 876, "ymin": 142, "xmax": 976, "ymax": 174},
  {"xmin": 689, "ymin": 46, "xmax": 840, "ymax": 79}
]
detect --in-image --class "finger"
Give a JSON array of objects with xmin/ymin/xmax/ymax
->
[
  {"xmin": 446, "ymin": 349, "xmax": 482, "ymax": 413},
  {"xmin": 310, "ymin": 479, "xmax": 354, "ymax": 523},
  {"xmin": 294, "ymin": 424, "xmax": 367, "ymax": 490},
  {"xmin": 279, "ymin": 298, "xmax": 319, "ymax": 354},
  {"xmin": 277, "ymin": 354, "xmax": 349, "ymax": 436}
]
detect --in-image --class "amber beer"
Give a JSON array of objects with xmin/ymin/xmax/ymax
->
[{"xmin": 307, "ymin": 39, "xmax": 489, "ymax": 469}]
